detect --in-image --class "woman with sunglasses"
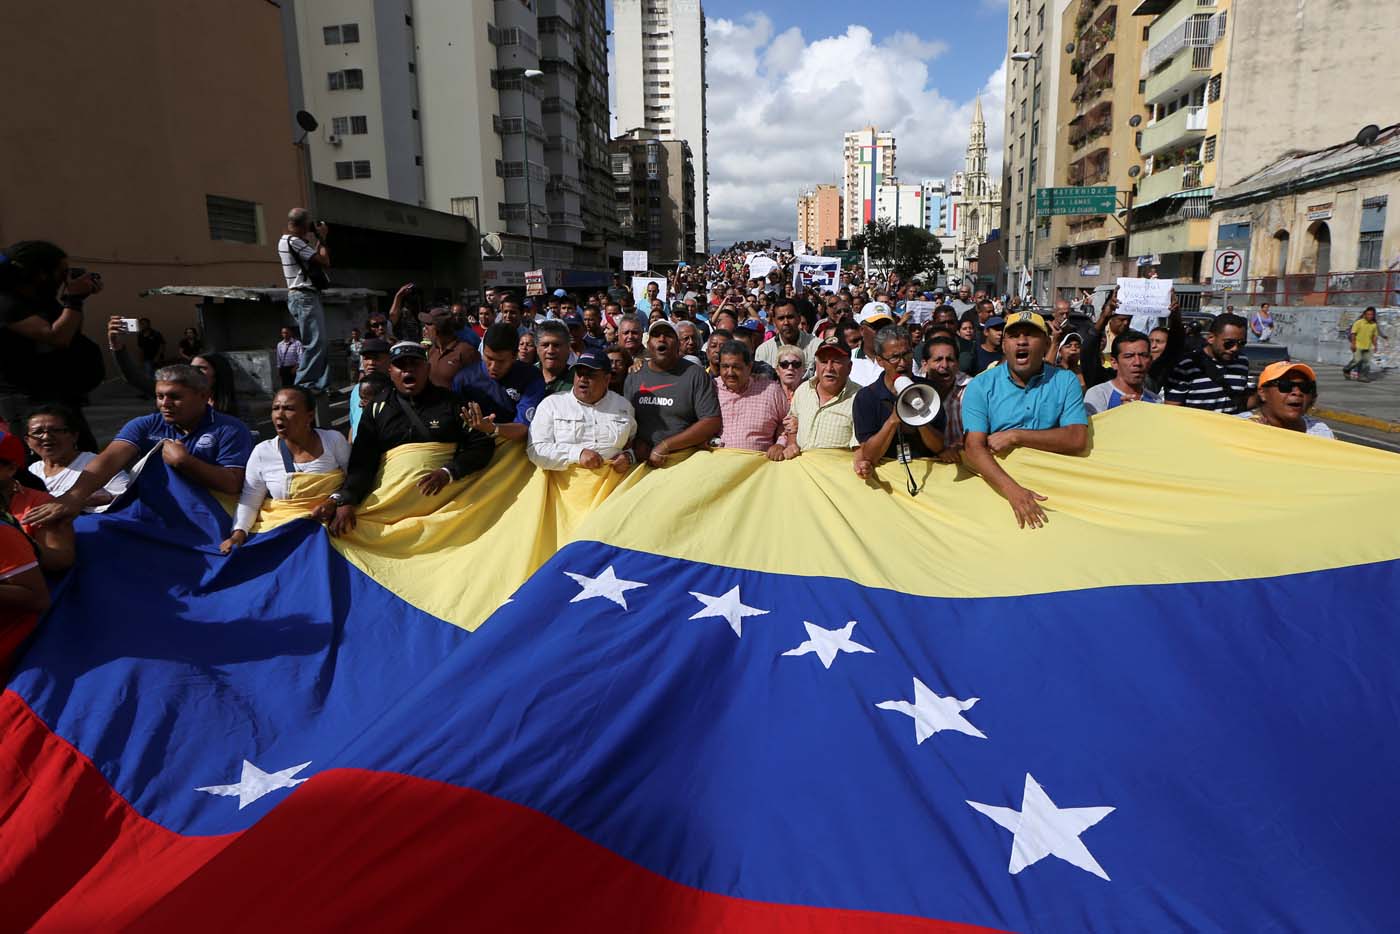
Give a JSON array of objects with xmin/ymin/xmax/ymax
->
[
  {"xmin": 24, "ymin": 403, "xmax": 130, "ymax": 509},
  {"xmin": 774, "ymin": 346, "xmax": 807, "ymax": 401},
  {"xmin": 1237, "ymin": 362, "xmax": 1334, "ymax": 439}
]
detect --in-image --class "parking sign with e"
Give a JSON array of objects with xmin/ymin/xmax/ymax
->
[{"xmin": 1214, "ymin": 249, "xmax": 1245, "ymax": 287}]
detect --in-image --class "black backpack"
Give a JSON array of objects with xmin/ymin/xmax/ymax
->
[{"xmin": 285, "ymin": 236, "xmax": 330, "ymax": 292}]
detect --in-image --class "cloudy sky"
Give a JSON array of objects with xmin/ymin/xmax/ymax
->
[{"xmin": 650, "ymin": 0, "xmax": 1010, "ymax": 247}]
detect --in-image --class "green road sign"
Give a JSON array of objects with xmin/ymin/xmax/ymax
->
[{"xmin": 1035, "ymin": 186, "xmax": 1119, "ymax": 216}]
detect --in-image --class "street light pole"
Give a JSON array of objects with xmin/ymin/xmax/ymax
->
[{"xmin": 520, "ymin": 68, "xmax": 544, "ymax": 274}]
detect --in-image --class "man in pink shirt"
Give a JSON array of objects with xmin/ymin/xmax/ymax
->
[{"xmin": 714, "ymin": 339, "xmax": 795, "ymax": 461}]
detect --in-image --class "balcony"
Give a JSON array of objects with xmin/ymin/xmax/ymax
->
[
  {"xmin": 1140, "ymin": 105, "xmax": 1207, "ymax": 155},
  {"xmin": 1143, "ymin": 43, "xmax": 1212, "ymax": 104},
  {"xmin": 1135, "ymin": 162, "xmax": 1204, "ymax": 206}
]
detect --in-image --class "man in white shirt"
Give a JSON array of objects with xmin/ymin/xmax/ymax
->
[
  {"xmin": 849, "ymin": 303, "xmax": 894, "ymax": 387},
  {"xmin": 527, "ymin": 349, "xmax": 637, "ymax": 472},
  {"xmin": 275, "ymin": 326, "xmax": 304, "ymax": 389}
]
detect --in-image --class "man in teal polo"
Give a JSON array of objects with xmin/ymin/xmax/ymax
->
[{"xmin": 961, "ymin": 310, "xmax": 1088, "ymax": 530}]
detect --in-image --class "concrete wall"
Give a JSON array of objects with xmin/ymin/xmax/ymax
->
[
  {"xmin": 0, "ymin": 0, "xmax": 304, "ymax": 352},
  {"xmin": 1217, "ymin": 0, "xmax": 1400, "ymax": 191},
  {"xmin": 1203, "ymin": 304, "xmax": 1398, "ymax": 369}
]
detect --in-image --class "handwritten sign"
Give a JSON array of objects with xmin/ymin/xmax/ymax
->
[{"xmin": 1116, "ymin": 277, "xmax": 1173, "ymax": 333}]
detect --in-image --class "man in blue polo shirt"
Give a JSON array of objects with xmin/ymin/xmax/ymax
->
[
  {"xmin": 26, "ymin": 364, "xmax": 253, "ymax": 527},
  {"xmin": 454, "ymin": 322, "xmax": 546, "ymax": 443},
  {"xmin": 962, "ymin": 310, "xmax": 1088, "ymax": 530}
]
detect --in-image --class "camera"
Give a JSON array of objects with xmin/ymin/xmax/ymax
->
[{"xmin": 121, "ymin": 318, "xmax": 140, "ymax": 333}]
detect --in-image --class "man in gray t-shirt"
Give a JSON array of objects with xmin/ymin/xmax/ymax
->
[{"xmin": 624, "ymin": 319, "xmax": 721, "ymax": 467}]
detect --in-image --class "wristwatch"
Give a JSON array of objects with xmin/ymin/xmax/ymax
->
[{"xmin": 327, "ymin": 492, "xmax": 348, "ymax": 506}]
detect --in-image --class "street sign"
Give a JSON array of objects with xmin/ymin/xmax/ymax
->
[
  {"xmin": 524, "ymin": 269, "xmax": 545, "ymax": 296},
  {"xmin": 1035, "ymin": 186, "xmax": 1118, "ymax": 216},
  {"xmin": 1213, "ymin": 249, "xmax": 1245, "ymax": 288}
]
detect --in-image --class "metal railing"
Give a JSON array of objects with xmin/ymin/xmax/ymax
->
[{"xmin": 1202, "ymin": 271, "xmax": 1400, "ymax": 308}]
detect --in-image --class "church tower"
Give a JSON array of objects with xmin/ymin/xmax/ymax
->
[{"xmin": 965, "ymin": 96, "xmax": 988, "ymax": 199}]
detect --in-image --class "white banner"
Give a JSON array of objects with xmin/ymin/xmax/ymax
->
[
  {"xmin": 622, "ymin": 251, "xmax": 649, "ymax": 272},
  {"xmin": 1116, "ymin": 277, "xmax": 1173, "ymax": 333},
  {"xmin": 792, "ymin": 239, "xmax": 808, "ymax": 257},
  {"xmin": 748, "ymin": 255, "xmax": 779, "ymax": 280},
  {"xmin": 904, "ymin": 300, "xmax": 938, "ymax": 324},
  {"xmin": 792, "ymin": 254, "xmax": 841, "ymax": 294}
]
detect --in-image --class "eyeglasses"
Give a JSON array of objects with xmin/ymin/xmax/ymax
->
[
  {"xmin": 27, "ymin": 427, "xmax": 74, "ymax": 439},
  {"xmin": 1221, "ymin": 338, "xmax": 1246, "ymax": 350},
  {"xmin": 878, "ymin": 351, "xmax": 914, "ymax": 363},
  {"xmin": 1266, "ymin": 378, "xmax": 1316, "ymax": 395},
  {"xmin": 777, "ymin": 360, "xmax": 804, "ymax": 369}
]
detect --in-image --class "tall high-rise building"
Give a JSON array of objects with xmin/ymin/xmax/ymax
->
[
  {"xmin": 1000, "ymin": 0, "xmax": 1067, "ymax": 300},
  {"xmin": 842, "ymin": 126, "xmax": 897, "ymax": 241},
  {"xmin": 797, "ymin": 184, "xmax": 841, "ymax": 251},
  {"xmin": 612, "ymin": 0, "xmax": 709, "ymax": 257},
  {"xmin": 951, "ymin": 99, "xmax": 1002, "ymax": 282},
  {"xmin": 283, "ymin": 0, "xmax": 618, "ymax": 289},
  {"xmin": 611, "ymin": 129, "xmax": 696, "ymax": 264}
]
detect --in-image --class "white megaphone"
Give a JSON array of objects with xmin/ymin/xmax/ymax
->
[{"xmin": 893, "ymin": 376, "xmax": 942, "ymax": 427}]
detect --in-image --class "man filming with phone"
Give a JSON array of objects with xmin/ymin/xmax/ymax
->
[{"xmin": 278, "ymin": 208, "xmax": 331, "ymax": 395}]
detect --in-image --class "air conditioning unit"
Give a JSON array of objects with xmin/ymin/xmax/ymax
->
[{"xmin": 328, "ymin": 134, "xmax": 343, "ymax": 146}]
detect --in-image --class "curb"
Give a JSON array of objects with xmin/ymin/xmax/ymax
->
[{"xmin": 1313, "ymin": 407, "xmax": 1400, "ymax": 433}]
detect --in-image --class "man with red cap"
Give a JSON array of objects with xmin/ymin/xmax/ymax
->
[{"xmin": 790, "ymin": 337, "xmax": 860, "ymax": 452}]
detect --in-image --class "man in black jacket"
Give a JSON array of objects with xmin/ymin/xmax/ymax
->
[{"xmin": 314, "ymin": 341, "xmax": 493, "ymax": 536}]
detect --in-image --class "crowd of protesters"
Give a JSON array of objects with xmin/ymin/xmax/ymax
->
[{"xmin": 0, "ymin": 221, "xmax": 1379, "ymax": 667}]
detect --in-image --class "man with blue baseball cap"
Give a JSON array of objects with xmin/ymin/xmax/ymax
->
[
  {"xmin": 968, "ymin": 315, "xmax": 1004, "ymax": 376},
  {"xmin": 527, "ymin": 348, "xmax": 636, "ymax": 472}
]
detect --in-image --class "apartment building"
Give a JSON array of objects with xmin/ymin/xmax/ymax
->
[
  {"xmin": 874, "ymin": 181, "xmax": 925, "ymax": 230},
  {"xmin": 797, "ymin": 185, "xmax": 842, "ymax": 252},
  {"xmin": 613, "ymin": 0, "xmax": 710, "ymax": 257},
  {"xmin": 611, "ymin": 129, "xmax": 696, "ymax": 265},
  {"xmin": 842, "ymin": 127, "xmax": 897, "ymax": 241}
]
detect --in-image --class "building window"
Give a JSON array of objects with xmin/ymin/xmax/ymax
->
[
  {"xmin": 353, "ymin": 160, "xmax": 371, "ymax": 179},
  {"xmin": 351, "ymin": 115, "xmax": 368, "ymax": 134},
  {"xmin": 335, "ymin": 161, "xmax": 354, "ymax": 180},
  {"xmin": 324, "ymin": 24, "xmax": 359, "ymax": 44},
  {"xmin": 1203, "ymin": 136, "xmax": 1217, "ymax": 163},
  {"xmin": 415, "ymin": 155, "xmax": 423, "ymax": 166},
  {"xmin": 205, "ymin": 195, "xmax": 261, "ymax": 244},
  {"xmin": 328, "ymin": 69, "xmax": 363, "ymax": 90},
  {"xmin": 405, "ymin": 14, "xmax": 413, "ymax": 25},
  {"xmin": 1359, "ymin": 197, "xmax": 1388, "ymax": 268},
  {"xmin": 411, "ymin": 109, "xmax": 419, "ymax": 120},
  {"xmin": 331, "ymin": 116, "xmax": 349, "ymax": 136},
  {"xmin": 408, "ymin": 62, "xmax": 416, "ymax": 74},
  {"xmin": 1208, "ymin": 74, "xmax": 1222, "ymax": 103}
]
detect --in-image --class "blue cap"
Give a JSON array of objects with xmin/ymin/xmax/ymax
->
[
  {"xmin": 563, "ymin": 311, "xmax": 584, "ymax": 327},
  {"xmin": 570, "ymin": 349, "xmax": 612, "ymax": 372},
  {"xmin": 984, "ymin": 316, "xmax": 1006, "ymax": 329},
  {"xmin": 737, "ymin": 318, "xmax": 764, "ymax": 332},
  {"xmin": 553, "ymin": 288, "xmax": 568, "ymax": 298}
]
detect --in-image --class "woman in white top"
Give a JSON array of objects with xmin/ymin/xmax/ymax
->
[
  {"xmin": 25, "ymin": 403, "xmax": 130, "ymax": 510},
  {"xmin": 220, "ymin": 388, "xmax": 350, "ymax": 553}
]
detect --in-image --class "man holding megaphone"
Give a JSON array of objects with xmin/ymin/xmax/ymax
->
[{"xmin": 852, "ymin": 325, "xmax": 946, "ymax": 482}]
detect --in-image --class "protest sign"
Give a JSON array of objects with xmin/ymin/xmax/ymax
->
[
  {"xmin": 903, "ymin": 301, "xmax": 938, "ymax": 324},
  {"xmin": 1116, "ymin": 277, "xmax": 1173, "ymax": 333},
  {"xmin": 748, "ymin": 255, "xmax": 779, "ymax": 280},
  {"xmin": 524, "ymin": 270, "xmax": 545, "ymax": 297},
  {"xmin": 631, "ymin": 276, "xmax": 668, "ymax": 304},
  {"xmin": 792, "ymin": 254, "xmax": 841, "ymax": 294},
  {"xmin": 622, "ymin": 251, "xmax": 649, "ymax": 272}
]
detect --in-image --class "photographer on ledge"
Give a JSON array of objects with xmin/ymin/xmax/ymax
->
[{"xmin": 277, "ymin": 209, "xmax": 331, "ymax": 396}]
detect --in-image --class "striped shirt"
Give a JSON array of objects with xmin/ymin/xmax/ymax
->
[
  {"xmin": 715, "ymin": 375, "xmax": 789, "ymax": 451},
  {"xmin": 278, "ymin": 235, "xmax": 317, "ymax": 291},
  {"xmin": 1163, "ymin": 350, "xmax": 1252, "ymax": 413},
  {"xmin": 791, "ymin": 379, "xmax": 859, "ymax": 450}
]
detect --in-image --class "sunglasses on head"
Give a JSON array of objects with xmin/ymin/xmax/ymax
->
[{"xmin": 1267, "ymin": 378, "xmax": 1316, "ymax": 395}]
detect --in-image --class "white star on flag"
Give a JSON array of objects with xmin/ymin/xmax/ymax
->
[
  {"xmin": 688, "ymin": 586, "xmax": 769, "ymax": 638},
  {"xmin": 564, "ymin": 566, "xmax": 647, "ymax": 610},
  {"xmin": 782, "ymin": 620, "xmax": 874, "ymax": 669},
  {"xmin": 876, "ymin": 677, "xmax": 987, "ymax": 742},
  {"xmin": 195, "ymin": 759, "xmax": 312, "ymax": 810},
  {"xmin": 967, "ymin": 773, "xmax": 1116, "ymax": 880}
]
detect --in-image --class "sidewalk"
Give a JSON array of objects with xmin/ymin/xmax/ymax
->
[{"xmin": 1311, "ymin": 368, "xmax": 1400, "ymax": 433}]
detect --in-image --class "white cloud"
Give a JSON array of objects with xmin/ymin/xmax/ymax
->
[{"xmin": 702, "ymin": 13, "xmax": 1005, "ymax": 247}]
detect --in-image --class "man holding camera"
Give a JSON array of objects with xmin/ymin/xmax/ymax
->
[{"xmin": 277, "ymin": 209, "xmax": 331, "ymax": 395}]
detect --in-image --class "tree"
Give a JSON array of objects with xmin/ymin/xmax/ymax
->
[{"xmin": 850, "ymin": 219, "xmax": 944, "ymax": 282}]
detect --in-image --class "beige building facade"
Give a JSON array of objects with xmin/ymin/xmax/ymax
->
[
  {"xmin": 1049, "ymin": 0, "xmax": 1150, "ymax": 298},
  {"xmin": 842, "ymin": 127, "xmax": 897, "ymax": 241},
  {"xmin": 797, "ymin": 186, "xmax": 841, "ymax": 252},
  {"xmin": 0, "ymin": 1, "xmax": 304, "ymax": 347}
]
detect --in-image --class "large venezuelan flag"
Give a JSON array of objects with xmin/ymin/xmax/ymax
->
[{"xmin": 3, "ymin": 404, "xmax": 1399, "ymax": 931}]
